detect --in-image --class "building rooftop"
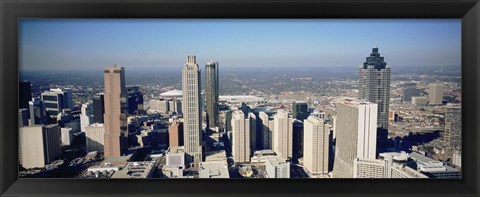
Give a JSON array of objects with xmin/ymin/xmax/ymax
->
[
  {"xmin": 198, "ymin": 161, "xmax": 229, "ymax": 178},
  {"xmin": 110, "ymin": 161, "xmax": 155, "ymax": 179},
  {"xmin": 409, "ymin": 152, "xmax": 459, "ymax": 173},
  {"xmin": 205, "ymin": 151, "xmax": 227, "ymax": 162},
  {"xmin": 253, "ymin": 150, "xmax": 276, "ymax": 157},
  {"xmin": 266, "ymin": 156, "xmax": 287, "ymax": 166},
  {"xmin": 167, "ymin": 146, "xmax": 185, "ymax": 154},
  {"xmin": 160, "ymin": 89, "xmax": 183, "ymax": 96},
  {"xmin": 101, "ymin": 154, "xmax": 133, "ymax": 166}
]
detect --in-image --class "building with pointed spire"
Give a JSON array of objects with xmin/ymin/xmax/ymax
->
[
  {"xmin": 182, "ymin": 55, "xmax": 203, "ymax": 167},
  {"xmin": 358, "ymin": 46, "xmax": 391, "ymax": 130}
]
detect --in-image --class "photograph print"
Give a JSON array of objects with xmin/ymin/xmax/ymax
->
[{"xmin": 18, "ymin": 19, "xmax": 462, "ymax": 179}]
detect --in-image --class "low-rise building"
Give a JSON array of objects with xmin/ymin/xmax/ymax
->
[{"xmin": 265, "ymin": 156, "xmax": 290, "ymax": 178}]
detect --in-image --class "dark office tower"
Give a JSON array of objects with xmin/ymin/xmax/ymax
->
[
  {"xmin": 225, "ymin": 110, "xmax": 233, "ymax": 132},
  {"xmin": 292, "ymin": 101, "xmax": 309, "ymax": 121},
  {"xmin": 358, "ymin": 46, "xmax": 391, "ymax": 130},
  {"xmin": 292, "ymin": 120, "xmax": 304, "ymax": 160},
  {"xmin": 127, "ymin": 85, "xmax": 144, "ymax": 115},
  {"xmin": 103, "ymin": 66, "xmax": 128, "ymax": 158},
  {"xmin": 205, "ymin": 61, "xmax": 219, "ymax": 131},
  {"xmin": 19, "ymin": 81, "xmax": 32, "ymax": 109},
  {"xmin": 92, "ymin": 93, "xmax": 105, "ymax": 123}
]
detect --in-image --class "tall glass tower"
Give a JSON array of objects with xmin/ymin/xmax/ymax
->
[
  {"xmin": 358, "ymin": 46, "xmax": 391, "ymax": 130},
  {"xmin": 205, "ymin": 60, "xmax": 219, "ymax": 130},
  {"xmin": 182, "ymin": 55, "xmax": 203, "ymax": 167}
]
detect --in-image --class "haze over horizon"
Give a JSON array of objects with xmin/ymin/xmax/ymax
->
[{"xmin": 20, "ymin": 19, "xmax": 461, "ymax": 72}]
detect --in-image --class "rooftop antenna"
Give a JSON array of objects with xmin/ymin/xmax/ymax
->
[{"xmin": 373, "ymin": 43, "xmax": 378, "ymax": 48}]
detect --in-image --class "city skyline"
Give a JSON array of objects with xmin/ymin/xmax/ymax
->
[{"xmin": 20, "ymin": 19, "xmax": 460, "ymax": 71}]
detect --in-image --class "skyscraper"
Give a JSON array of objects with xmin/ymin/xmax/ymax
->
[
  {"xmin": 303, "ymin": 116, "xmax": 330, "ymax": 175},
  {"xmin": 358, "ymin": 46, "xmax": 391, "ymax": 130},
  {"xmin": 232, "ymin": 110, "xmax": 256, "ymax": 163},
  {"xmin": 444, "ymin": 104, "xmax": 461, "ymax": 150},
  {"xmin": 19, "ymin": 124, "xmax": 62, "ymax": 169},
  {"xmin": 28, "ymin": 98, "xmax": 46, "ymax": 126},
  {"xmin": 292, "ymin": 101, "xmax": 309, "ymax": 121},
  {"xmin": 80, "ymin": 103, "xmax": 94, "ymax": 132},
  {"xmin": 259, "ymin": 111, "xmax": 273, "ymax": 150},
  {"xmin": 273, "ymin": 109, "xmax": 293, "ymax": 160},
  {"xmin": 127, "ymin": 85, "xmax": 144, "ymax": 115},
  {"xmin": 103, "ymin": 66, "xmax": 128, "ymax": 158},
  {"xmin": 92, "ymin": 93, "xmax": 105, "ymax": 123},
  {"xmin": 182, "ymin": 55, "xmax": 203, "ymax": 167},
  {"xmin": 19, "ymin": 81, "xmax": 32, "ymax": 109},
  {"xmin": 85, "ymin": 123, "xmax": 105, "ymax": 153},
  {"xmin": 169, "ymin": 120, "xmax": 184, "ymax": 147},
  {"xmin": 429, "ymin": 83, "xmax": 444, "ymax": 105},
  {"xmin": 205, "ymin": 60, "xmax": 219, "ymax": 130},
  {"xmin": 332, "ymin": 99, "xmax": 378, "ymax": 178},
  {"xmin": 41, "ymin": 89, "xmax": 67, "ymax": 118}
]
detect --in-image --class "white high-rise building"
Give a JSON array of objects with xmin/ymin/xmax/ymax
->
[
  {"xmin": 332, "ymin": 99, "xmax": 378, "ymax": 178},
  {"xmin": 19, "ymin": 125, "xmax": 62, "ymax": 169},
  {"xmin": 80, "ymin": 103, "xmax": 94, "ymax": 133},
  {"xmin": 181, "ymin": 55, "xmax": 203, "ymax": 166},
  {"xmin": 85, "ymin": 123, "xmax": 105, "ymax": 153},
  {"xmin": 303, "ymin": 116, "xmax": 330, "ymax": 175},
  {"xmin": 428, "ymin": 83, "xmax": 444, "ymax": 105},
  {"xmin": 273, "ymin": 109, "xmax": 293, "ymax": 161},
  {"xmin": 232, "ymin": 110, "xmax": 256, "ymax": 163}
]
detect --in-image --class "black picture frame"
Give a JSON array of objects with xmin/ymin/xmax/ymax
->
[{"xmin": 1, "ymin": 0, "xmax": 479, "ymax": 196}]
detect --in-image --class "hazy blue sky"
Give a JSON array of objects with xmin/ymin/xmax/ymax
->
[{"xmin": 19, "ymin": 19, "xmax": 460, "ymax": 71}]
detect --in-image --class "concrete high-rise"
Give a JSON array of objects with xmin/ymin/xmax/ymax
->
[
  {"xmin": 19, "ymin": 125, "xmax": 61, "ymax": 169},
  {"xmin": 303, "ymin": 116, "xmax": 330, "ymax": 175},
  {"xmin": 182, "ymin": 55, "xmax": 203, "ymax": 166},
  {"xmin": 80, "ymin": 103, "xmax": 94, "ymax": 132},
  {"xmin": 444, "ymin": 104, "xmax": 461, "ymax": 149},
  {"xmin": 292, "ymin": 101, "xmax": 309, "ymax": 121},
  {"xmin": 169, "ymin": 120, "xmax": 184, "ymax": 147},
  {"xmin": 85, "ymin": 123, "xmax": 105, "ymax": 153},
  {"xmin": 103, "ymin": 66, "xmax": 128, "ymax": 158},
  {"xmin": 358, "ymin": 46, "xmax": 391, "ymax": 130},
  {"xmin": 332, "ymin": 99, "xmax": 378, "ymax": 178},
  {"xmin": 232, "ymin": 110, "xmax": 256, "ymax": 163},
  {"xmin": 29, "ymin": 98, "xmax": 46, "ymax": 126},
  {"xmin": 273, "ymin": 109, "xmax": 293, "ymax": 160},
  {"xmin": 205, "ymin": 60, "xmax": 219, "ymax": 130},
  {"xmin": 19, "ymin": 81, "xmax": 32, "ymax": 109},
  {"xmin": 428, "ymin": 83, "xmax": 444, "ymax": 105}
]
